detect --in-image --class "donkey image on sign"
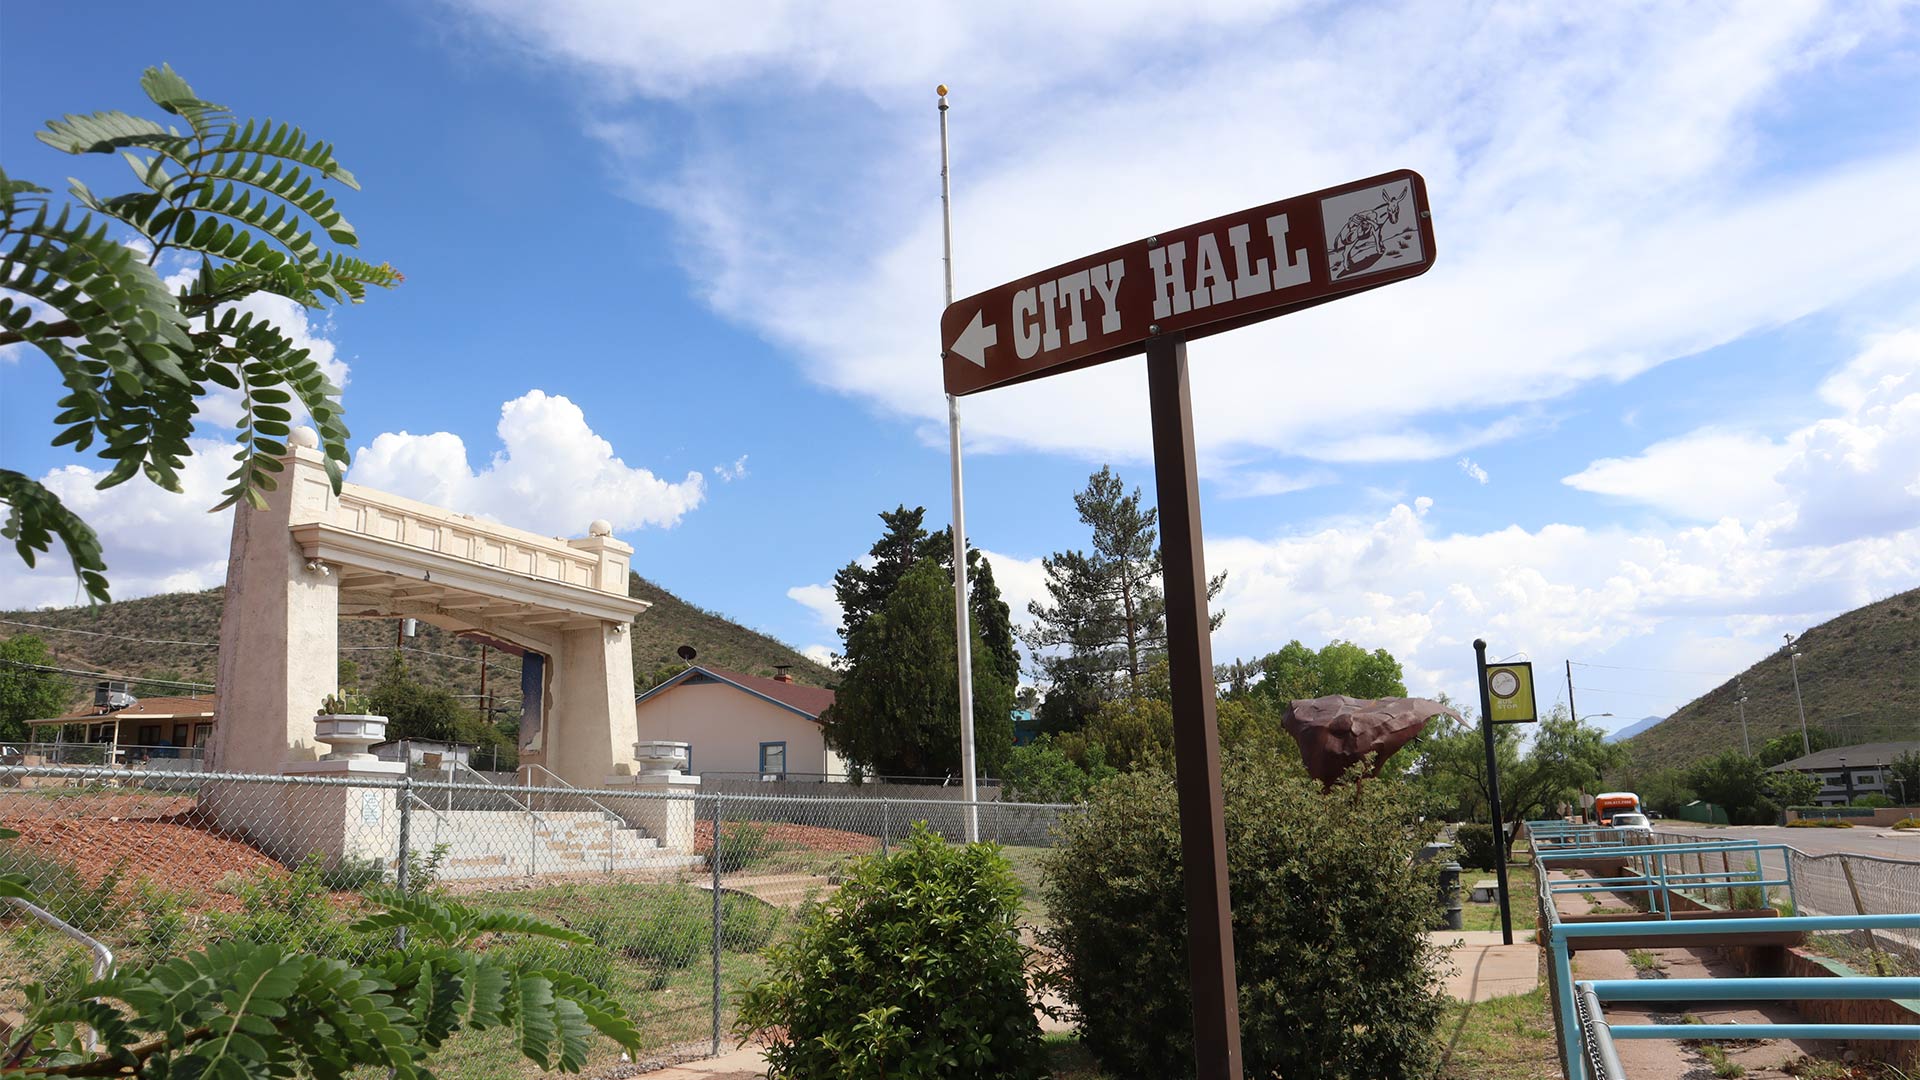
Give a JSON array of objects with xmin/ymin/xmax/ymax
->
[{"xmin": 1324, "ymin": 180, "xmax": 1420, "ymax": 281}]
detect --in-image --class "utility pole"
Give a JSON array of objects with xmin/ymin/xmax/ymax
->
[
  {"xmin": 1785, "ymin": 634, "xmax": 1811, "ymax": 758},
  {"xmin": 1735, "ymin": 678, "xmax": 1750, "ymax": 757}
]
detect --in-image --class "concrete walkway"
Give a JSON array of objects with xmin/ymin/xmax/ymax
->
[{"xmin": 1429, "ymin": 929, "xmax": 1541, "ymax": 1001}]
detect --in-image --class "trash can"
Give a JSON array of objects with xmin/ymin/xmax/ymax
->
[{"xmin": 1439, "ymin": 861, "xmax": 1463, "ymax": 931}]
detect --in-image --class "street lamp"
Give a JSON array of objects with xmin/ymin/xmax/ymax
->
[
  {"xmin": 1736, "ymin": 692, "xmax": 1750, "ymax": 756},
  {"xmin": 1785, "ymin": 634, "xmax": 1811, "ymax": 758}
]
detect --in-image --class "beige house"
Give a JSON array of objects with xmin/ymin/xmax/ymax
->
[
  {"xmin": 28, "ymin": 693, "xmax": 217, "ymax": 766},
  {"xmin": 634, "ymin": 665, "xmax": 845, "ymax": 780}
]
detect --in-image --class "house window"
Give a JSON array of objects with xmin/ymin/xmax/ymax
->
[
  {"xmin": 191, "ymin": 724, "xmax": 211, "ymax": 748},
  {"xmin": 759, "ymin": 742, "xmax": 787, "ymax": 779},
  {"xmin": 173, "ymin": 723, "xmax": 190, "ymax": 746},
  {"xmin": 137, "ymin": 724, "xmax": 162, "ymax": 746}
]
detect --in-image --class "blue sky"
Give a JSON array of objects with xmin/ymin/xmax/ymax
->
[{"xmin": 4, "ymin": 1, "xmax": 1918, "ymax": 735}]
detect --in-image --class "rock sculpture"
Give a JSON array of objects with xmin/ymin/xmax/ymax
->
[{"xmin": 1283, "ymin": 694, "xmax": 1460, "ymax": 787}]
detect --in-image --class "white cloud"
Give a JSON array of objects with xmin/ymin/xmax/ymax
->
[
  {"xmin": 800, "ymin": 643, "xmax": 842, "ymax": 670},
  {"xmin": 0, "ymin": 438, "xmax": 241, "ymax": 609},
  {"xmin": 1562, "ymin": 330, "xmax": 1920, "ymax": 539},
  {"xmin": 1563, "ymin": 431, "xmax": 1791, "ymax": 522},
  {"xmin": 1457, "ymin": 458, "xmax": 1489, "ymax": 485},
  {"xmin": 786, "ymin": 583, "xmax": 842, "ymax": 634},
  {"xmin": 712, "ymin": 455, "xmax": 749, "ymax": 482},
  {"xmin": 449, "ymin": 0, "xmax": 1920, "ymax": 471},
  {"xmin": 1206, "ymin": 498, "xmax": 1920, "ymax": 715},
  {"xmin": 350, "ymin": 390, "xmax": 706, "ymax": 536}
]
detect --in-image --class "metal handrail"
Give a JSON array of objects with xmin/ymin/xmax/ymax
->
[
  {"xmin": 519, "ymin": 762, "xmax": 627, "ymax": 828},
  {"xmin": 450, "ymin": 760, "xmax": 541, "ymax": 819},
  {"xmin": 1532, "ymin": 816, "xmax": 1920, "ymax": 1080},
  {"xmin": 7, "ymin": 896, "xmax": 115, "ymax": 1050}
]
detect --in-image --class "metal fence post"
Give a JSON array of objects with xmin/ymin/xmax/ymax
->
[
  {"xmin": 711, "ymin": 792, "xmax": 725, "ymax": 1057},
  {"xmin": 881, "ymin": 797, "xmax": 890, "ymax": 855},
  {"xmin": 395, "ymin": 776, "xmax": 412, "ymax": 950}
]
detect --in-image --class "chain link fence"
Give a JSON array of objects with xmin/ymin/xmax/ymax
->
[
  {"xmin": 1656, "ymin": 828, "xmax": 1920, "ymax": 976},
  {"xmin": 0, "ymin": 763, "xmax": 1074, "ymax": 1073}
]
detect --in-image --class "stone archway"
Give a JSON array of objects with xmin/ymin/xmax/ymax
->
[{"xmin": 210, "ymin": 429, "xmax": 649, "ymax": 786}]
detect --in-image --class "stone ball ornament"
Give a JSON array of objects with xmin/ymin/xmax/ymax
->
[
  {"xmin": 288, "ymin": 426, "xmax": 320, "ymax": 449},
  {"xmin": 1283, "ymin": 694, "xmax": 1461, "ymax": 788}
]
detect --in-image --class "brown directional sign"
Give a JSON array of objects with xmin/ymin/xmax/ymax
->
[{"xmin": 941, "ymin": 168, "xmax": 1435, "ymax": 396}]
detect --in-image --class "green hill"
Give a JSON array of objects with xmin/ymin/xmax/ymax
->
[
  {"xmin": 1623, "ymin": 586, "xmax": 1920, "ymax": 769},
  {"xmin": 1, "ymin": 572, "xmax": 836, "ymax": 716}
]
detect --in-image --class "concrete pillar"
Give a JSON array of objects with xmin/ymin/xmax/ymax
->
[
  {"xmin": 211, "ymin": 432, "xmax": 341, "ymax": 774},
  {"xmin": 547, "ymin": 621, "xmax": 640, "ymax": 786}
]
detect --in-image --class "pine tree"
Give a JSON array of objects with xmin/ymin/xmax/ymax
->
[{"xmin": 1024, "ymin": 467, "xmax": 1225, "ymax": 727}]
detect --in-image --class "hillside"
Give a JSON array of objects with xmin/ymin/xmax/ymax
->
[
  {"xmin": 1624, "ymin": 586, "xmax": 1920, "ymax": 769},
  {"xmin": 1, "ymin": 572, "xmax": 836, "ymax": 716}
]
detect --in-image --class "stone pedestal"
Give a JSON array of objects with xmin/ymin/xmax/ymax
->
[{"xmin": 608, "ymin": 740, "xmax": 699, "ymax": 852}]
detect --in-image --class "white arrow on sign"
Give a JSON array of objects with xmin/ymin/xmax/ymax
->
[{"xmin": 947, "ymin": 309, "xmax": 997, "ymax": 367}]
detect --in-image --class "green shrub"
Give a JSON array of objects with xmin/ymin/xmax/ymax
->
[
  {"xmin": 318, "ymin": 855, "xmax": 387, "ymax": 892},
  {"xmin": 714, "ymin": 820, "xmax": 788, "ymax": 873},
  {"xmin": 1454, "ymin": 822, "xmax": 1499, "ymax": 871},
  {"xmin": 128, "ymin": 882, "xmax": 194, "ymax": 964},
  {"xmin": 207, "ymin": 855, "xmax": 381, "ymax": 960},
  {"xmin": 1892, "ymin": 817, "xmax": 1919, "ymax": 831},
  {"xmin": 1786, "ymin": 818, "xmax": 1853, "ymax": 828},
  {"xmin": 737, "ymin": 823, "xmax": 1045, "ymax": 1080},
  {"xmin": 0, "ymin": 850, "xmax": 127, "ymax": 932},
  {"xmin": 720, "ymin": 893, "xmax": 783, "ymax": 952},
  {"xmin": 1851, "ymin": 793, "xmax": 1894, "ymax": 809},
  {"xmin": 489, "ymin": 934, "xmax": 619, "ymax": 993},
  {"xmin": 1041, "ymin": 748, "xmax": 1445, "ymax": 1080}
]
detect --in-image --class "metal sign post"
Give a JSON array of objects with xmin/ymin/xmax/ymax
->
[
  {"xmin": 939, "ymin": 170, "xmax": 1436, "ymax": 1080},
  {"xmin": 1474, "ymin": 645, "xmax": 1537, "ymax": 945},
  {"xmin": 936, "ymin": 85, "xmax": 979, "ymax": 841},
  {"xmin": 1148, "ymin": 336, "xmax": 1243, "ymax": 1076},
  {"xmin": 1473, "ymin": 639, "xmax": 1515, "ymax": 945}
]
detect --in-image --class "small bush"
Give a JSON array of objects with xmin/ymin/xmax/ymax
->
[
  {"xmin": 720, "ymin": 893, "xmax": 783, "ymax": 952},
  {"xmin": 318, "ymin": 855, "xmax": 387, "ymax": 892},
  {"xmin": 1786, "ymin": 818, "xmax": 1852, "ymax": 828},
  {"xmin": 207, "ymin": 856, "xmax": 381, "ymax": 961},
  {"xmin": 1851, "ymin": 792, "xmax": 1894, "ymax": 809},
  {"xmin": 128, "ymin": 882, "xmax": 194, "ymax": 964},
  {"xmin": 714, "ymin": 820, "xmax": 788, "ymax": 873},
  {"xmin": 736, "ymin": 823, "xmax": 1045, "ymax": 1080},
  {"xmin": 0, "ymin": 851, "xmax": 127, "ymax": 933},
  {"xmin": 1454, "ymin": 822, "xmax": 1499, "ymax": 871},
  {"xmin": 489, "ymin": 935, "xmax": 618, "ymax": 993},
  {"xmin": 1042, "ymin": 749, "xmax": 1445, "ymax": 1080},
  {"xmin": 1892, "ymin": 817, "xmax": 1919, "ymax": 830}
]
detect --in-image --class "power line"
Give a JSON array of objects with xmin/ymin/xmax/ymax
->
[
  {"xmin": 0, "ymin": 658, "xmax": 214, "ymax": 692},
  {"xmin": 0, "ymin": 618, "xmax": 219, "ymax": 647},
  {"xmin": 1569, "ymin": 660, "xmax": 1740, "ymax": 678}
]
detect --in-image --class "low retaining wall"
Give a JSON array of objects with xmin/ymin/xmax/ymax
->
[
  {"xmin": 1717, "ymin": 940, "xmax": 1920, "ymax": 1067},
  {"xmin": 1786, "ymin": 805, "xmax": 1919, "ymax": 827}
]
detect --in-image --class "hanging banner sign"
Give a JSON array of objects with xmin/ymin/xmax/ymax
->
[
  {"xmin": 940, "ymin": 168, "xmax": 1435, "ymax": 396},
  {"xmin": 1485, "ymin": 662, "xmax": 1539, "ymax": 725}
]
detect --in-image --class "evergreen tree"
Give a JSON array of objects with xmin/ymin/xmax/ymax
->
[
  {"xmin": 822, "ymin": 559, "xmax": 1014, "ymax": 778},
  {"xmin": 831, "ymin": 505, "xmax": 931, "ymax": 643},
  {"xmin": 1023, "ymin": 467, "xmax": 1224, "ymax": 728}
]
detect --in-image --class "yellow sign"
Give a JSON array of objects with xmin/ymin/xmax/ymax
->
[{"xmin": 1485, "ymin": 662, "xmax": 1538, "ymax": 724}]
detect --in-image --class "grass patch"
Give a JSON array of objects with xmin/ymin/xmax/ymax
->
[
  {"xmin": 1459, "ymin": 875, "xmax": 1538, "ymax": 934},
  {"xmin": 1627, "ymin": 949, "xmax": 1662, "ymax": 972},
  {"xmin": 1043, "ymin": 1032, "xmax": 1109, "ymax": 1078},
  {"xmin": 1436, "ymin": 988, "xmax": 1558, "ymax": 1080}
]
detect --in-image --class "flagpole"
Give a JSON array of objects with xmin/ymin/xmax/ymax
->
[{"xmin": 939, "ymin": 84, "xmax": 979, "ymax": 841}]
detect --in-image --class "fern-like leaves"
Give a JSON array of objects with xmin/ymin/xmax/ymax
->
[
  {"xmin": 5, "ymin": 894, "xmax": 643, "ymax": 1077},
  {"xmin": 1, "ymin": 64, "xmax": 397, "ymax": 603}
]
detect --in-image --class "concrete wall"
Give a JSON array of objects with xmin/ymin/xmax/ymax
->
[
  {"xmin": 1786, "ymin": 805, "xmax": 1919, "ymax": 827},
  {"xmin": 634, "ymin": 682, "xmax": 844, "ymax": 779}
]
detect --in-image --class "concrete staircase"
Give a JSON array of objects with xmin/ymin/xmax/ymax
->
[{"xmin": 412, "ymin": 810, "xmax": 706, "ymax": 880}]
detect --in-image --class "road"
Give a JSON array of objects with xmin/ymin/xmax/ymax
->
[{"xmin": 1654, "ymin": 822, "xmax": 1917, "ymax": 860}]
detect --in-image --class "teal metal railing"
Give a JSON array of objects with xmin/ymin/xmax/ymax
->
[{"xmin": 1529, "ymin": 823, "xmax": 1920, "ymax": 1079}]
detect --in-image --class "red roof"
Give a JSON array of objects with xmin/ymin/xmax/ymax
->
[
  {"xmin": 640, "ymin": 666, "xmax": 835, "ymax": 720},
  {"xmin": 37, "ymin": 695, "xmax": 218, "ymax": 724}
]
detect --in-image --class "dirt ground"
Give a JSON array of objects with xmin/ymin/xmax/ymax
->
[{"xmin": 4, "ymin": 811, "xmax": 286, "ymax": 912}]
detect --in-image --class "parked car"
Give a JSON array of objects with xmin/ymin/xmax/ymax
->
[{"xmin": 1610, "ymin": 812, "xmax": 1653, "ymax": 835}]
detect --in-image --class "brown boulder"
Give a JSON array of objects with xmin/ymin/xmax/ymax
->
[{"xmin": 1283, "ymin": 694, "xmax": 1459, "ymax": 786}]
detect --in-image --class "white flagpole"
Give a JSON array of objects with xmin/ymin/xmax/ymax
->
[{"xmin": 939, "ymin": 84, "xmax": 979, "ymax": 842}]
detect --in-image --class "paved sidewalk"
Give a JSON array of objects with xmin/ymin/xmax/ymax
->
[
  {"xmin": 1428, "ymin": 929, "xmax": 1540, "ymax": 1001},
  {"xmin": 628, "ymin": 1045, "xmax": 768, "ymax": 1080}
]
